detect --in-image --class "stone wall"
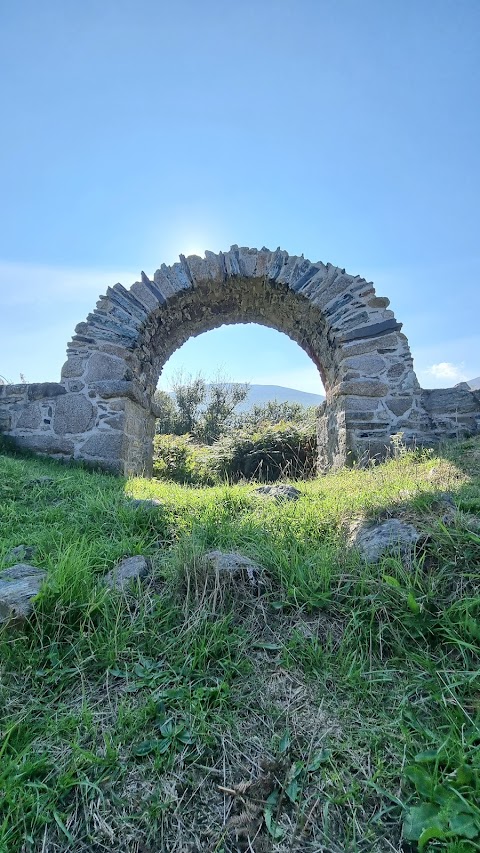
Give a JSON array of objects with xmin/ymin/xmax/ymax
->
[
  {"xmin": 1, "ymin": 246, "xmax": 479, "ymax": 475},
  {"xmin": 0, "ymin": 380, "xmax": 158, "ymax": 474}
]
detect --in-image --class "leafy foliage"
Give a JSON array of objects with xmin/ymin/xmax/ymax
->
[
  {"xmin": 214, "ymin": 420, "xmax": 318, "ymax": 481},
  {"xmin": 231, "ymin": 400, "xmax": 317, "ymax": 432},
  {"xmin": 152, "ymin": 434, "xmax": 214, "ymax": 485},
  {"xmin": 402, "ymin": 751, "xmax": 480, "ymax": 848},
  {"xmin": 154, "ymin": 372, "xmax": 249, "ymax": 443}
]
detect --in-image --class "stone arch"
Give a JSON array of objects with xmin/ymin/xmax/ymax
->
[{"xmin": 58, "ymin": 246, "xmax": 421, "ymax": 474}]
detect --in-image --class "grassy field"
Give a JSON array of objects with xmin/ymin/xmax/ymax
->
[{"xmin": 0, "ymin": 438, "xmax": 479, "ymax": 852}]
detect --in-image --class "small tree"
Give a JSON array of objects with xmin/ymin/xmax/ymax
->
[
  {"xmin": 153, "ymin": 389, "xmax": 178, "ymax": 435},
  {"xmin": 154, "ymin": 371, "xmax": 250, "ymax": 442},
  {"xmin": 232, "ymin": 400, "xmax": 317, "ymax": 432},
  {"xmin": 170, "ymin": 371, "xmax": 207, "ymax": 435},
  {"xmin": 199, "ymin": 377, "xmax": 249, "ymax": 444}
]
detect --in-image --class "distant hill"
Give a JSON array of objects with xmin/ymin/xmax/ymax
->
[
  {"xmin": 467, "ymin": 377, "xmax": 480, "ymax": 391},
  {"xmin": 233, "ymin": 384, "xmax": 325, "ymax": 411},
  {"xmin": 164, "ymin": 383, "xmax": 325, "ymax": 411}
]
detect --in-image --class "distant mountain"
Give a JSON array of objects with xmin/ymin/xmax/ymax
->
[
  {"xmin": 164, "ymin": 383, "xmax": 325, "ymax": 411},
  {"xmin": 467, "ymin": 377, "xmax": 480, "ymax": 390},
  {"xmin": 234, "ymin": 384, "xmax": 325, "ymax": 411}
]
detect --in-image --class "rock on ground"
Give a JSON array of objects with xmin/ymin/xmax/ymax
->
[
  {"xmin": 128, "ymin": 498, "xmax": 163, "ymax": 509},
  {"xmin": 0, "ymin": 564, "xmax": 47, "ymax": 623},
  {"xmin": 254, "ymin": 485, "xmax": 301, "ymax": 501},
  {"xmin": 27, "ymin": 476, "xmax": 55, "ymax": 486},
  {"xmin": 349, "ymin": 518, "xmax": 419, "ymax": 563},
  {"xmin": 4, "ymin": 544, "xmax": 37, "ymax": 563},
  {"xmin": 103, "ymin": 556, "xmax": 150, "ymax": 591},
  {"xmin": 204, "ymin": 551, "xmax": 264, "ymax": 589}
]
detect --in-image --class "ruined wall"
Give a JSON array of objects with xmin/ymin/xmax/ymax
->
[
  {"xmin": 0, "ymin": 379, "xmax": 159, "ymax": 474},
  {"xmin": 1, "ymin": 245, "xmax": 479, "ymax": 475}
]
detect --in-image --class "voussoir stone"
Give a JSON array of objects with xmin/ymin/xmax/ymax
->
[
  {"xmin": 103, "ymin": 555, "xmax": 150, "ymax": 591},
  {"xmin": 349, "ymin": 519, "xmax": 419, "ymax": 563},
  {"xmin": 254, "ymin": 485, "xmax": 301, "ymax": 501},
  {"xmin": 53, "ymin": 393, "xmax": 94, "ymax": 435},
  {"xmin": 0, "ymin": 564, "xmax": 47, "ymax": 623}
]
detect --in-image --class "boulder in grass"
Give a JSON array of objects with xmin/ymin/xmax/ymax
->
[
  {"xmin": 128, "ymin": 498, "xmax": 163, "ymax": 510},
  {"xmin": 103, "ymin": 556, "xmax": 150, "ymax": 591},
  {"xmin": 4, "ymin": 544, "xmax": 37, "ymax": 564},
  {"xmin": 27, "ymin": 476, "xmax": 55, "ymax": 487},
  {"xmin": 254, "ymin": 485, "xmax": 301, "ymax": 501},
  {"xmin": 349, "ymin": 519, "xmax": 419, "ymax": 563},
  {"xmin": 204, "ymin": 550, "xmax": 264, "ymax": 590},
  {"xmin": 179, "ymin": 551, "xmax": 270, "ymax": 615},
  {"xmin": 0, "ymin": 564, "xmax": 47, "ymax": 624}
]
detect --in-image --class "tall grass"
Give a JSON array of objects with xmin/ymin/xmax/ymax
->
[{"xmin": 0, "ymin": 439, "xmax": 478, "ymax": 851}]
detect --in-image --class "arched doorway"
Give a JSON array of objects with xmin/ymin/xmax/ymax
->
[{"xmin": 60, "ymin": 246, "xmax": 420, "ymax": 474}]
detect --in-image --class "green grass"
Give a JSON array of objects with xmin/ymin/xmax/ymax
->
[{"xmin": 0, "ymin": 439, "xmax": 479, "ymax": 851}]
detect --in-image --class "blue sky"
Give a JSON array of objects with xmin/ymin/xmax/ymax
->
[{"xmin": 1, "ymin": 0, "xmax": 479, "ymax": 392}]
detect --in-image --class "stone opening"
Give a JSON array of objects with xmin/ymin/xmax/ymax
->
[{"xmin": 1, "ymin": 245, "xmax": 479, "ymax": 474}]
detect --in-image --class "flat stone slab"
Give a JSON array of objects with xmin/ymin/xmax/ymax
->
[
  {"xmin": 254, "ymin": 485, "xmax": 301, "ymax": 501},
  {"xmin": 349, "ymin": 518, "xmax": 419, "ymax": 563},
  {"xmin": 103, "ymin": 555, "xmax": 150, "ymax": 591},
  {"xmin": 0, "ymin": 564, "xmax": 47, "ymax": 623}
]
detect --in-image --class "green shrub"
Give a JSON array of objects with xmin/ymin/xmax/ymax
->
[
  {"xmin": 152, "ymin": 434, "xmax": 217, "ymax": 485},
  {"xmin": 213, "ymin": 420, "xmax": 318, "ymax": 482},
  {"xmin": 231, "ymin": 401, "xmax": 318, "ymax": 432}
]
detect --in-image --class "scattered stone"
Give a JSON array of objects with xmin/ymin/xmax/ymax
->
[
  {"xmin": 433, "ymin": 493, "xmax": 457, "ymax": 524},
  {"xmin": 128, "ymin": 498, "xmax": 163, "ymax": 509},
  {"xmin": 0, "ymin": 564, "xmax": 47, "ymax": 623},
  {"xmin": 4, "ymin": 544, "xmax": 37, "ymax": 563},
  {"xmin": 254, "ymin": 485, "xmax": 301, "ymax": 501},
  {"xmin": 103, "ymin": 555, "xmax": 150, "ymax": 591},
  {"xmin": 204, "ymin": 551, "xmax": 264, "ymax": 590},
  {"xmin": 27, "ymin": 476, "xmax": 55, "ymax": 486},
  {"xmin": 349, "ymin": 518, "xmax": 419, "ymax": 563}
]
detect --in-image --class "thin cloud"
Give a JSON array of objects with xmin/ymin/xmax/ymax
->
[
  {"xmin": 426, "ymin": 362, "xmax": 467, "ymax": 382},
  {"xmin": 0, "ymin": 260, "xmax": 140, "ymax": 306}
]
